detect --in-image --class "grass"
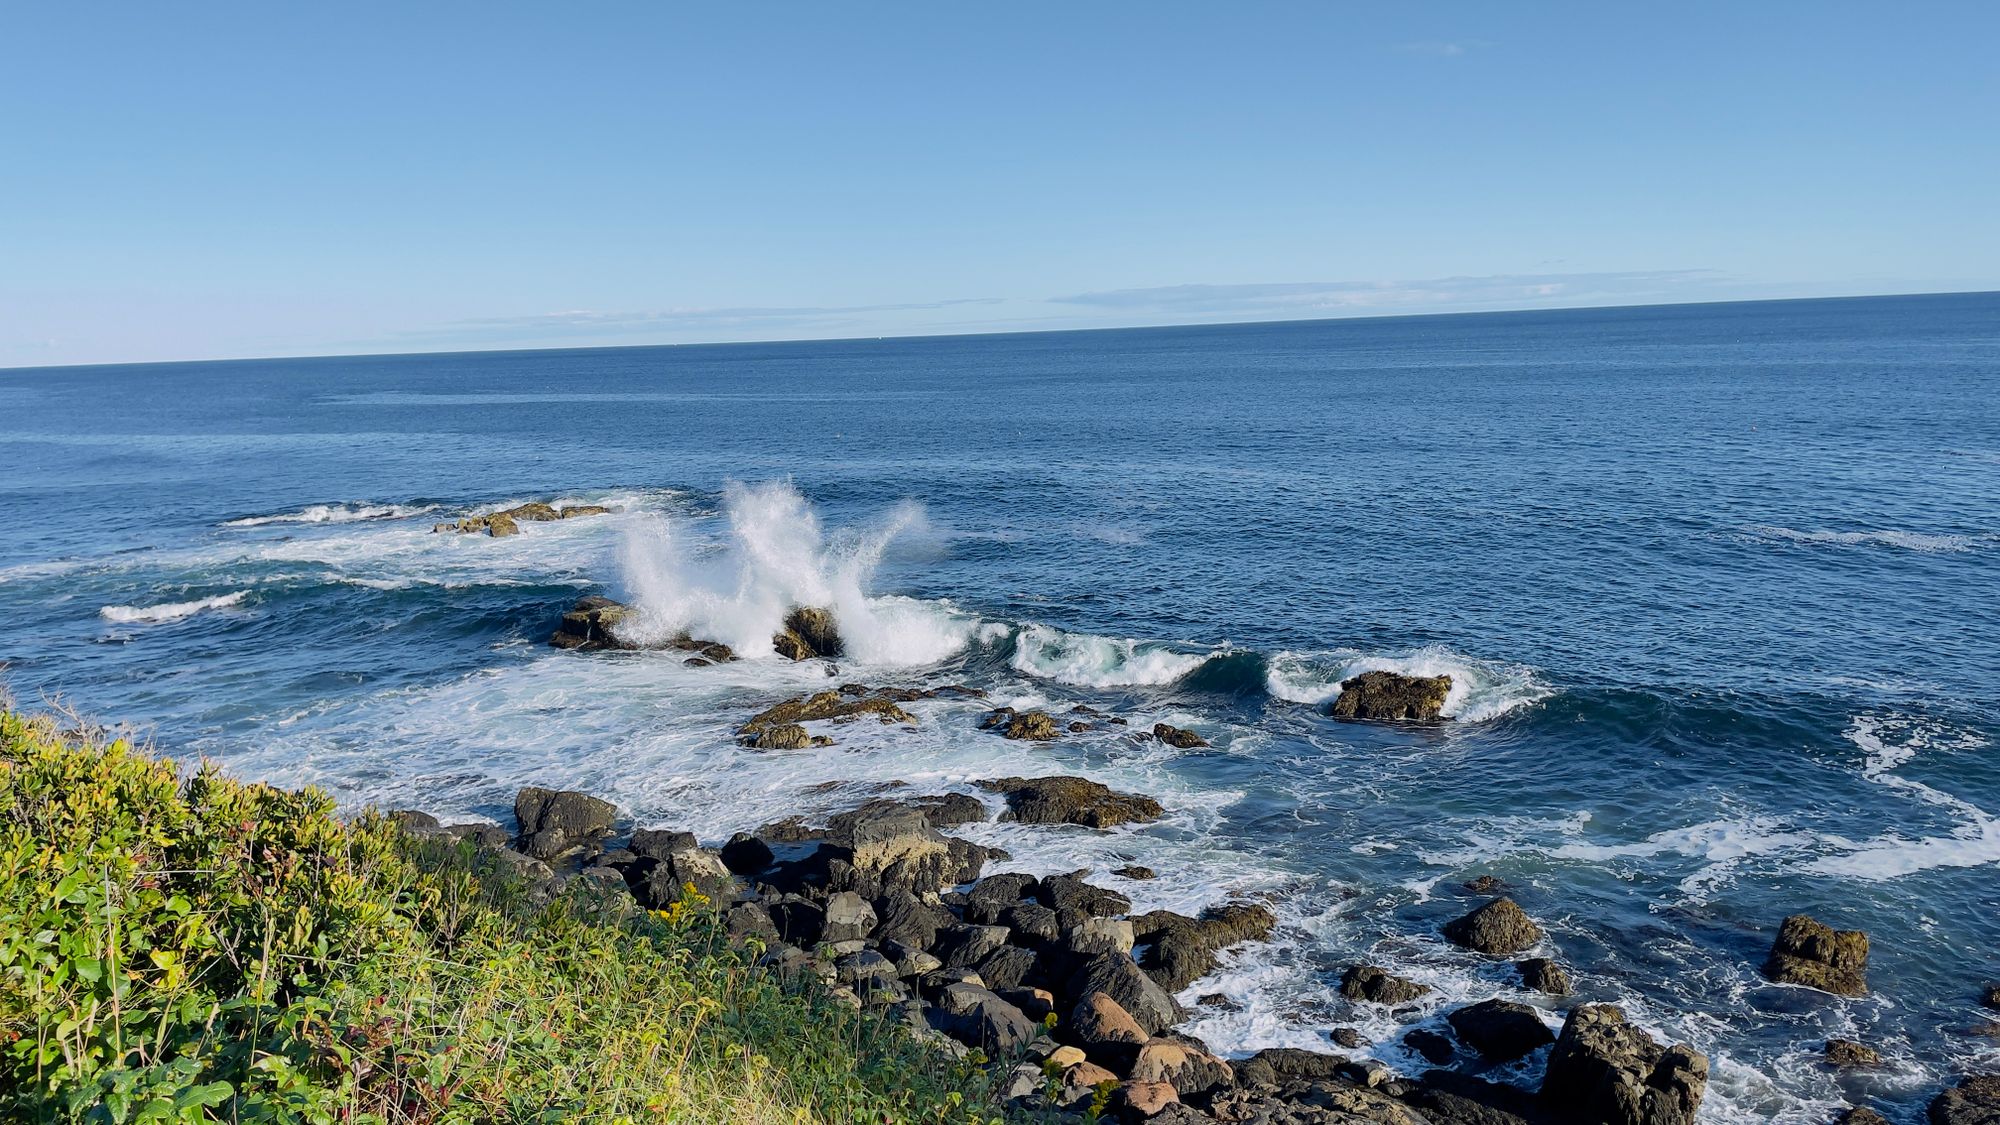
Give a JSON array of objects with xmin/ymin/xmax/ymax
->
[{"xmin": 0, "ymin": 703, "xmax": 1007, "ymax": 1124}]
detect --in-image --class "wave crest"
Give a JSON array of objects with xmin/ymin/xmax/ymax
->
[
  {"xmin": 1265, "ymin": 646, "xmax": 1551, "ymax": 722},
  {"xmin": 100, "ymin": 591, "xmax": 249, "ymax": 624},
  {"xmin": 1007, "ymin": 624, "xmax": 1215, "ymax": 688},
  {"xmin": 224, "ymin": 502, "xmax": 439, "ymax": 527}
]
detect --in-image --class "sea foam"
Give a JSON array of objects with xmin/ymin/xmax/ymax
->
[{"xmin": 100, "ymin": 591, "xmax": 249, "ymax": 624}]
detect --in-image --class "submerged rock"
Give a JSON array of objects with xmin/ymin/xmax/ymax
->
[
  {"xmin": 976, "ymin": 775, "xmax": 1164, "ymax": 828},
  {"xmin": 1151, "ymin": 722, "xmax": 1209, "ymax": 748},
  {"xmin": 979, "ymin": 708, "xmax": 1060, "ymax": 740},
  {"xmin": 1541, "ymin": 1004, "xmax": 1707, "ymax": 1125},
  {"xmin": 1443, "ymin": 897, "xmax": 1544, "ymax": 956},
  {"xmin": 1764, "ymin": 914, "xmax": 1869, "ymax": 996},
  {"xmin": 1824, "ymin": 1039, "xmax": 1882, "ymax": 1067},
  {"xmin": 738, "ymin": 690, "xmax": 915, "ymax": 739},
  {"xmin": 1339, "ymin": 965, "xmax": 1432, "ymax": 1007},
  {"xmin": 435, "ymin": 500, "xmax": 612, "ymax": 536},
  {"xmin": 1328, "ymin": 670, "xmax": 1453, "ymax": 722}
]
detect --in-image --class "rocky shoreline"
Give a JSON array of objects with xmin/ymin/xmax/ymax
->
[{"xmin": 379, "ymin": 590, "xmax": 2000, "ymax": 1124}]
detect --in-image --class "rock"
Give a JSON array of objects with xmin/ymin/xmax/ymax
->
[
  {"xmin": 1115, "ymin": 1081, "xmax": 1179, "ymax": 1117},
  {"xmin": 1133, "ymin": 902, "xmax": 1277, "ymax": 992},
  {"xmin": 836, "ymin": 949, "xmax": 900, "ymax": 994},
  {"xmin": 1406, "ymin": 1028, "xmax": 1458, "ymax": 1065},
  {"xmin": 1984, "ymin": 984, "xmax": 2000, "ymax": 1010},
  {"xmin": 1518, "ymin": 957, "xmax": 1573, "ymax": 996},
  {"xmin": 631, "ymin": 842, "xmax": 735, "ymax": 905},
  {"xmin": 996, "ymin": 710, "xmax": 1060, "ymax": 740},
  {"xmin": 1115, "ymin": 865, "xmax": 1157, "ymax": 880},
  {"xmin": 557, "ymin": 504, "xmax": 611, "ymax": 519},
  {"xmin": 1001, "ymin": 902, "xmax": 1063, "ymax": 947},
  {"xmin": 438, "ymin": 500, "xmax": 611, "ymax": 537},
  {"xmin": 1836, "ymin": 1110, "xmax": 1889, "ymax": 1125},
  {"xmin": 1341, "ymin": 965, "xmax": 1432, "ymax": 1007},
  {"xmin": 1824, "ymin": 1039, "xmax": 1882, "ymax": 1068},
  {"xmin": 932, "ymin": 982, "xmax": 1039, "ymax": 1055},
  {"xmin": 720, "ymin": 832, "xmax": 776, "ymax": 876},
  {"xmin": 1039, "ymin": 873, "xmax": 1133, "ymax": 919},
  {"xmin": 1131, "ymin": 1039, "xmax": 1234, "ymax": 1094},
  {"xmin": 773, "ymin": 607, "xmax": 843, "ymax": 661},
  {"xmin": 1048, "ymin": 1044, "xmax": 1088, "ymax": 1069},
  {"xmin": 1151, "ymin": 722, "xmax": 1209, "ymax": 748},
  {"xmin": 513, "ymin": 787, "xmax": 617, "ymax": 862},
  {"xmin": 1446, "ymin": 999, "xmax": 1556, "ymax": 1062},
  {"xmin": 974, "ymin": 945, "xmax": 1042, "ymax": 991},
  {"xmin": 871, "ymin": 888, "xmax": 952, "ymax": 950},
  {"xmin": 391, "ymin": 809, "xmax": 441, "ymax": 831},
  {"xmin": 1234, "ymin": 1047, "xmax": 1348, "ymax": 1088},
  {"xmin": 1066, "ymin": 953, "xmax": 1185, "ymax": 1035},
  {"xmin": 1931, "ymin": 1075, "xmax": 2000, "ymax": 1125},
  {"xmin": 1443, "ymin": 897, "xmax": 1545, "ymax": 956},
  {"xmin": 964, "ymin": 873, "xmax": 1039, "ymax": 924},
  {"xmin": 1062, "ymin": 1061, "xmax": 1121, "ymax": 1104},
  {"xmin": 1331, "ymin": 1027, "xmax": 1367, "ymax": 1049},
  {"xmin": 745, "ymin": 723, "xmax": 815, "ymax": 750},
  {"xmin": 1329, "ymin": 670, "xmax": 1453, "ymax": 721},
  {"xmin": 977, "ymin": 775, "xmax": 1165, "ymax": 829},
  {"xmin": 1065, "ymin": 916, "xmax": 1137, "ymax": 958},
  {"xmin": 549, "ymin": 596, "xmax": 640, "ymax": 651},
  {"xmin": 724, "ymin": 902, "xmax": 778, "ymax": 943},
  {"xmin": 822, "ymin": 892, "xmax": 877, "ymax": 943},
  {"xmin": 1070, "ymin": 991, "xmax": 1149, "ymax": 1068},
  {"xmin": 904, "ymin": 792, "xmax": 988, "ymax": 828},
  {"xmin": 1765, "ymin": 914, "xmax": 1869, "ymax": 996},
  {"xmin": 939, "ymin": 924, "xmax": 1012, "ymax": 970},
  {"xmin": 766, "ymin": 897, "xmax": 825, "ymax": 947},
  {"xmin": 738, "ymin": 691, "xmax": 914, "ymax": 738},
  {"xmin": 1464, "ymin": 875, "xmax": 1508, "ymax": 895},
  {"xmin": 1400, "ymin": 1072, "xmax": 1545, "ymax": 1125},
  {"xmin": 1001, "ymin": 986, "xmax": 1057, "ymax": 1022},
  {"xmin": 817, "ymin": 801, "xmax": 959, "ymax": 896},
  {"xmin": 1541, "ymin": 1004, "xmax": 1707, "ymax": 1125}
]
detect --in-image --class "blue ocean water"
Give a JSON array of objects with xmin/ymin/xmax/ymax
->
[{"xmin": 4, "ymin": 292, "xmax": 1998, "ymax": 1121}]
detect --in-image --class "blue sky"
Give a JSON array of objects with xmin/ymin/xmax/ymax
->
[{"xmin": 4, "ymin": 2, "xmax": 1996, "ymax": 367}]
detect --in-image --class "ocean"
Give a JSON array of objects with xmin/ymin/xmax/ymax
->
[{"xmin": 3, "ymin": 291, "xmax": 1997, "ymax": 1122}]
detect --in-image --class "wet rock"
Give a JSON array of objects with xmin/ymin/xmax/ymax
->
[
  {"xmin": 1541, "ymin": 1004, "xmax": 1707, "ymax": 1125},
  {"xmin": 1446, "ymin": 999, "xmax": 1556, "ymax": 1062},
  {"xmin": 773, "ymin": 607, "xmax": 843, "ymax": 660},
  {"xmin": 1130, "ymin": 904, "xmax": 1275, "ymax": 993},
  {"xmin": 743, "ymin": 723, "xmax": 813, "ymax": 750},
  {"xmin": 1234, "ymin": 1047, "xmax": 1348, "ymax": 1088},
  {"xmin": 719, "ymin": 832, "xmax": 776, "ymax": 877},
  {"xmin": 1151, "ymin": 722, "xmax": 1210, "ymax": 748},
  {"xmin": 904, "ymin": 792, "xmax": 987, "ymax": 828},
  {"xmin": 435, "ymin": 501, "xmax": 588, "ymax": 536},
  {"xmin": 1930, "ymin": 1075, "xmax": 2000, "ymax": 1125},
  {"xmin": 1331, "ymin": 1027, "xmax": 1368, "ymax": 1049},
  {"xmin": 1407, "ymin": 1028, "xmax": 1458, "ymax": 1065},
  {"xmin": 1329, "ymin": 670, "xmax": 1453, "ymax": 721},
  {"xmin": 549, "ymin": 596, "xmax": 641, "ymax": 650},
  {"xmin": 1443, "ymin": 897, "xmax": 1545, "ymax": 956},
  {"xmin": 977, "ymin": 775, "xmax": 1165, "ymax": 828},
  {"xmin": 1067, "ymin": 952, "xmax": 1185, "ymax": 1035},
  {"xmin": 1824, "ymin": 1039, "xmax": 1882, "ymax": 1068},
  {"xmin": 1464, "ymin": 875, "xmax": 1508, "ymax": 895},
  {"xmin": 1115, "ymin": 865, "xmax": 1157, "ymax": 880},
  {"xmin": 997, "ymin": 710, "xmax": 1060, "ymax": 740},
  {"xmin": 1835, "ymin": 1109, "xmax": 1889, "ymax": 1125},
  {"xmin": 1341, "ymin": 964, "xmax": 1433, "ymax": 1007},
  {"xmin": 513, "ymin": 787, "xmax": 617, "ymax": 862},
  {"xmin": 1518, "ymin": 957, "xmax": 1573, "ymax": 996},
  {"xmin": 1764, "ymin": 914, "xmax": 1869, "ymax": 996},
  {"xmin": 738, "ymin": 690, "xmax": 915, "ymax": 738},
  {"xmin": 1983, "ymin": 984, "xmax": 2000, "ymax": 1010},
  {"xmin": 1070, "ymin": 991, "xmax": 1149, "ymax": 1068},
  {"xmin": 1400, "ymin": 1072, "xmax": 1545, "ymax": 1125}
]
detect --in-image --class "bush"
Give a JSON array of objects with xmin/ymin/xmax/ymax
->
[{"xmin": 0, "ymin": 706, "xmax": 1005, "ymax": 1123}]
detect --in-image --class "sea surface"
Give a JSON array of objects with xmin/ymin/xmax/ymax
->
[{"xmin": 5, "ymin": 292, "xmax": 1999, "ymax": 1122}]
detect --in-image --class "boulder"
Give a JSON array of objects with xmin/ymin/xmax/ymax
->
[
  {"xmin": 771, "ymin": 606, "xmax": 843, "ymax": 661},
  {"xmin": 931, "ymin": 983, "xmax": 1039, "ymax": 1055},
  {"xmin": 964, "ymin": 873, "xmax": 1040, "ymax": 924},
  {"xmin": 938, "ymin": 924, "xmax": 1012, "ymax": 970},
  {"xmin": 1066, "ymin": 953, "xmax": 1184, "ymax": 1035},
  {"xmin": 1115, "ymin": 865, "xmax": 1157, "ymax": 880},
  {"xmin": 513, "ymin": 787, "xmax": 617, "ymax": 862},
  {"xmin": 1065, "ymin": 916, "xmax": 1137, "ymax": 958},
  {"xmin": 904, "ymin": 792, "xmax": 988, "ymax": 828},
  {"xmin": 1764, "ymin": 914, "xmax": 1869, "ymax": 996},
  {"xmin": 1001, "ymin": 902, "xmax": 1063, "ymax": 947},
  {"xmin": 821, "ymin": 891, "xmax": 878, "ymax": 943},
  {"xmin": 1151, "ymin": 722, "xmax": 1209, "ymax": 748},
  {"xmin": 738, "ymin": 691, "xmax": 914, "ymax": 739},
  {"xmin": 1446, "ymin": 999, "xmax": 1556, "ymax": 1062},
  {"xmin": 871, "ymin": 888, "xmax": 952, "ymax": 950},
  {"xmin": 1406, "ymin": 1028, "xmax": 1457, "ymax": 1065},
  {"xmin": 1340, "ymin": 965, "xmax": 1432, "ymax": 1007},
  {"xmin": 1233, "ymin": 1047, "xmax": 1348, "ymax": 1088},
  {"xmin": 1130, "ymin": 1039, "xmax": 1234, "ymax": 1094},
  {"xmin": 1824, "ymin": 1039, "xmax": 1882, "ymax": 1068},
  {"xmin": 549, "ymin": 596, "xmax": 641, "ymax": 651},
  {"xmin": 1518, "ymin": 957, "xmax": 1573, "ymax": 996},
  {"xmin": 1540, "ymin": 1004, "xmax": 1707, "ymax": 1125},
  {"xmin": 1443, "ymin": 897, "xmax": 1545, "ymax": 956},
  {"xmin": 1837, "ymin": 1110, "xmax": 1889, "ymax": 1125},
  {"xmin": 766, "ymin": 897, "xmax": 825, "ymax": 947},
  {"xmin": 1329, "ymin": 670, "xmax": 1453, "ymax": 721},
  {"xmin": 1039, "ymin": 873, "xmax": 1133, "ymax": 919},
  {"xmin": 977, "ymin": 775, "xmax": 1165, "ymax": 829},
  {"xmin": 628, "ymin": 841, "xmax": 735, "ymax": 905},
  {"xmin": 1330, "ymin": 1027, "xmax": 1367, "ymax": 1049},
  {"xmin": 1069, "ymin": 991, "xmax": 1149, "ymax": 1068},
  {"xmin": 996, "ymin": 710, "xmax": 1060, "ymax": 741},
  {"xmin": 438, "ymin": 500, "xmax": 610, "ymax": 537},
  {"xmin": 743, "ymin": 723, "xmax": 813, "ymax": 750},
  {"xmin": 1984, "ymin": 984, "xmax": 2000, "ymax": 1010},
  {"xmin": 1931, "ymin": 1075, "xmax": 2000, "ymax": 1125},
  {"xmin": 835, "ymin": 949, "xmax": 900, "ymax": 994},
  {"xmin": 719, "ymin": 832, "xmax": 776, "ymax": 876},
  {"xmin": 974, "ymin": 945, "xmax": 1041, "ymax": 991},
  {"xmin": 1114, "ymin": 1081, "xmax": 1179, "ymax": 1118}
]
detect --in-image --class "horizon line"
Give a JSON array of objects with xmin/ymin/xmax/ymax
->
[{"xmin": 5, "ymin": 286, "xmax": 1994, "ymax": 375}]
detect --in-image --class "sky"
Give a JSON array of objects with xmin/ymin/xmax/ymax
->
[{"xmin": 3, "ymin": 2, "xmax": 1997, "ymax": 368}]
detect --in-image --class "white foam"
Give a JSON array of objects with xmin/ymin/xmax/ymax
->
[
  {"xmin": 223, "ymin": 502, "xmax": 438, "ymax": 527},
  {"xmin": 1807, "ymin": 716, "xmax": 1999, "ymax": 879},
  {"xmin": 100, "ymin": 591, "xmax": 248, "ymax": 624},
  {"xmin": 1746, "ymin": 525, "xmax": 1978, "ymax": 553},
  {"xmin": 1266, "ymin": 646, "xmax": 1553, "ymax": 721},
  {"xmin": 1008, "ymin": 624, "xmax": 1212, "ymax": 687}
]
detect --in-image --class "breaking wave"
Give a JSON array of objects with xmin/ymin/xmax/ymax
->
[
  {"xmin": 1265, "ymin": 646, "xmax": 1553, "ymax": 722},
  {"xmin": 223, "ymin": 502, "xmax": 438, "ymax": 527},
  {"xmin": 1007, "ymin": 624, "xmax": 1214, "ymax": 687},
  {"xmin": 100, "ymin": 591, "xmax": 249, "ymax": 624},
  {"xmin": 1807, "ymin": 715, "xmax": 1999, "ymax": 879}
]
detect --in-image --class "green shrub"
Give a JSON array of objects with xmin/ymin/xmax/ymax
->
[{"xmin": 0, "ymin": 707, "xmax": 1005, "ymax": 1123}]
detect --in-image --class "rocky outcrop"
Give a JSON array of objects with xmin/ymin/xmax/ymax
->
[
  {"xmin": 1446, "ymin": 999, "xmax": 1556, "ymax": 1062},
  {"xmin": 1133, "ymin": 903, "xmax": 1277, "ymax": 992},
  {"xmin": 1931, "ymin": 1075, "xmax": 2000, "ymax": 1125},
  {"xmin": 979, "ymin": 707, "xmax": 1061, "ymax": 741},
  {"xmin": 1518, "ymin": 957, "xmax": 1573, "ymax": 996},
  {"xmin": 435, "ymin": 501, "xmax": 613, "ymax": 537},
  {"xmin": 772, "ymin": 607, "xmax": 843, "ymax": 661},
  {"xmin": 1443, "ymin": 897, "xmax": 1545, "ymax": 956},
  {"xmin": 513, "ymin": 787, "xmax": 617, "ymax": 862},
  {"xmin": 549, "ymin": 596, "xmax": 736, "ymax": 660},
  {"xmin": 1824, "ymin": 1039, "xmax": 1881, "ymax": 1067},
  {"xmin": 1764, "ymin": 914, "xmax": 1869, "ymax": 996},
  {"xmin": 976, "ymin": 775, "xmax": 1165, "ymax": 828},
  {"xmin": 1329, "ymin": 670, "xmax": 1453, "ymax": 722},
  {"xmin": 1541, "ymin": 1004, "xmax": 1706, "ymax": 1125},
  {"xmin": 737, "ymin": 690, "xmax": 915, "ymax": 743},
  {"xmin": 1151, "ymin": 723, "xmax": 1209, "ymax": 749},
  {"xmin": 1340, "ymin": 965, "xmax": 1432, "ymax": 1007}
]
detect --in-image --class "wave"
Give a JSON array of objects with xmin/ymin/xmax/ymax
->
[
  {"xmin": 1265, "ymin": 646, "xmax": 1552, "ymax": 721},
  {"xmin": 1806, "ymin": 715, "xmax": 1998, "ymax": 880},
  {"xmin": 100, "ymin": 591, "xmax": 249, "ymax": 624},
  {"xmin": 1745, "ymin": 524, "xmax": 1978, "ymax": 553},
  {"xmin": 1007, "ymin": 624, "xmax": 1214, "ymax": 687},
  {"xmin": 617, "ymin": 481, "xmax": 980, "ymax": 665},
  {"xmin": 224, "ymin": 502, "xmax": 438, "ymax": 527}
]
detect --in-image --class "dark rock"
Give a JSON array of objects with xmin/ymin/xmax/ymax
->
[
  {"xmin": 548, "ymin": 596, "xmax": 641, "ymax": 651},
  {"xmin": 1836, "ymin": 1110, "xmax": 1889, "ymax": 1125},
  {"xmin": 1407, "ymin": 1028, "xmax": 1458, "ymax": 1065},
  {"xmin": 1443, "ymin": 898, "xmax": 1545, "ymax": 956},
  {"xmin": 767, "ymin": 897, "xmax": 825, "ymax": 947},
  {"xmin": 513, "ymin": 787, "xmax": 617, "ymax": 862},
  {"xmin": 871, "ymin": 888, "xmax": 952, "ymax": 950},
  {"xmin": 779, "ymin": 607, "xmax": 843, "ymax": 659},
  {"xmin": 1115, "ymin": 865, "xmax": 1157, "ymax": 880},
  {"xmin": 996, "ymin": 710, "xmax": 1060, "ymax": 740},
  {"xmin": 1039, "ymin": 873, "xmax": 1132, "ymax": 918},
  {"xmin": 1341, "ymin": 965, "xmax": 1433, "ymax": 1007},
  {"xmin": 1825, "ymin": 1039, "xmax": 1882, "ymax": 1068},
  {"xmin": 999, "ymin": 986, "xmax": 1056, "ymax": 1022},
  {"xmin": 628, "ymin": 828, "xmax": 698, "ymax": 860},
  {"xmin": 1331, "ymin": 1027, "xmax": 1368, "ymax": 1049},
  {"xmin": 720, "ymin": 832, "xmax": 776, "ymax": 877},
  {"xmin": 738, "ymin": 690, "xmax": 914, "ymax": 738},
  {"xmin": 974, "ymin": 945, "xmax": 1042, "ymax": 991},
  {"xmin": 938, "ymin": 924, "xmax": 1012, "ymax": 970},
  {"xmin": 964, "ymin": 873, "xmax": 1040, "ymax": 924},
  {"xmin": 743, "ymin": 723, "xmax": 813, "ymax": 750},
  {"xmin": 724, "ymin": 902, "xmax": 778, "ymax": 944},
  {"xmin": 1329, "ymin": 670, "xmax": 1453, "ymax": 721},
  {"xmin": 1930, "ymin": 1075, "xmax": 2000, "ymax": 1125},
  {"xmin": 391, "ymin": 809, "xmax": 441, "ymax": 831},
  {"xmin": 631, "ymin": 843, "xmax": 734, "ymax": 905},
  {"xmin": 1541, "ymin": 1004, "xmax": 1707, "ymax": 1125},
  {"xmin": 943, "ymin": 836, "xmax": 995, "ymax": 885},
  {"xmin": 1765, "ymin": 914, "xmax": 1869, "ymax": 996},
  {"xmin": 1518, "ymin": 957, "xmax": 1573, "ymax": 996},
  {"xmin": 905, "ymin": 792, "xmax": 988, "ymax": 828},
  {"xmin": 977, "ymin": 775, "xmax": 1165, "ymax": 828},
  {"xmin": 1152, "ymin": 722, "xmax": 1210, "ymax": 748},
  {"xmin": 1000, "ymin": 902, "xmax": 1063, "ymax": 947},
  {"xmin": 1400, "ymin": 1071, "xmax": 1545, "ymax": 1125},
  {"xmin": 1234, "ymin": 1047, "xmax": 1347, "ymax": 1088},
  {"xmin": 1464, "ymin": 875, "xmax": 1508, "ymax": 895},
  {"xmin": 1984, "ymin": 984, "xmax": 2000, "ymax": 1010},
  {"xmin": 931, "ymin": 982, "xmax": 1039, "ymax": 1055},
  {"xmin": 836, "ymin": 949, "xmax": 899, "ymax": 993},
  {"xmin": 818, "ymin": 801, "xmax": 961, "ymax": 896},
  {"xmin": 1447, "ymin": 999, "xmax": 1556, "ymax": 1062},
  {"xmin": 1065, "ymin": 952, "xmax": 1185, "ymax": 1036}
]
